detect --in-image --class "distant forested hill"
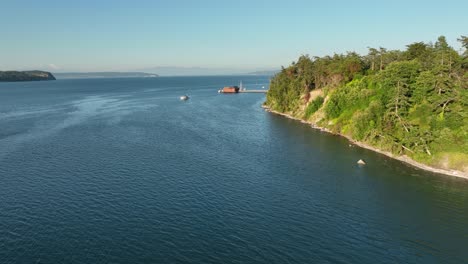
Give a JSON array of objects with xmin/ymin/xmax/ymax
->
[
  {"xmin": 54, "ymin": 72, "xmax": 159, "ymax": 79},
  {"xmin": 265, "ymin": 36, "xmax": 468, "ymax": 173},
  {"xmin": 0, "ymin": 71, "xmax": 56, "ymax": 82},
  {"xmin": 247, "ymin": 70, "xmax": 279, "ymax": 76}
]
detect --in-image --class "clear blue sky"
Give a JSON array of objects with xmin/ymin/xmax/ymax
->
[{"xmin": 1, "ymin": 0, "xmax": 467, "ymax": 74}]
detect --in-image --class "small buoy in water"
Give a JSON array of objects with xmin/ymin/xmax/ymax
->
[{"xmin": 357, "ymin": 159, "xmax": 366, "ymax": 165}]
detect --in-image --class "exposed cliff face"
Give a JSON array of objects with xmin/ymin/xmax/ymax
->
[{"xmin": 0, "ymin": 70, "xmax": 56, "ymax": 82}]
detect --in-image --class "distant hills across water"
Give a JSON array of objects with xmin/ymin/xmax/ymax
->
[
  {"xmin": 0, "ymin": 71, "xmax": 56, "ymax": 82},
  {"xmin": 133, "ymin": 66, "xmax": 279, "ymax": 76},
  {"xmin": 0, "ymin": 69, "xmax": 278, "ymax": 82},
  {"xmin": 54, "ymin": 72, "xmax": 159, "ymax": 79},
  {"xmin": 54, "ymin": 70, "xmax": 277, "ymax": 79},
  {"xmin": 246, "ymin": 70, "xmax": 279, "ymax": 76}
]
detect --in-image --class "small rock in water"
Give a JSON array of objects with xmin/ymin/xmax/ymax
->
[{"xmin": 357, "ymin": 159, "xmax": 366, "ymax": 165}]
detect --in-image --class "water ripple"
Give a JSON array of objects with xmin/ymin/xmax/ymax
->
[{"xmin": 0, "ymin": 77, "xmax": 467, "ymax": 263}]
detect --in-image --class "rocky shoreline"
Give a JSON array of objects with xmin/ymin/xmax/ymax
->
[{"xmin": 263, "ymin": 106, "xmax": 468, "ymax": 180}]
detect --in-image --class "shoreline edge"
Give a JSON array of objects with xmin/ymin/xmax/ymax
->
[{"xmin": 263, "ymin": 106, "xmax": 468, "ymax": 180}]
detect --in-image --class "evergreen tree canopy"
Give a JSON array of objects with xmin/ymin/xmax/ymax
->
[{"xmin": 266, "ymin": 36, "xmax": 468, "ymax": 172}]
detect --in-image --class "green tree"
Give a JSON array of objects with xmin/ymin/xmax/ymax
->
[
  {"xmin": 406, "ymin": 42, "xmax": 428, "ymax": 60},
  {"xmin": 416, "ymin": 65, "xmax": 458, "ymax": 120},
  {"xmin": 379, "ymin": 47, "xmax": 387, "ymax": 71},
  {"xmin": 457, "ymin": 36, "xmax": 468, "ymax": 55},
  {"xmin": 367, "ymin": 47, "xmax": 379, "ymax": 72}
]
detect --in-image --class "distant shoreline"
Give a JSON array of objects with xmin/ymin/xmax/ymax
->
[
  {"xmin": 263, "ymin": 106, "xmax": 468, "ymax": 180},
  {"xmin": 0, "ymin": 70, "xmax": 56, "ymax": 82},
  {"xmin": 53, "ymin": 72, "xmax": 158, "ymax": 79}
]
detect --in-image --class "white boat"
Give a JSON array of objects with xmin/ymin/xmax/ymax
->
[{"xmin": 180, "ymin": 95, "xmax": 189, "ymax": 101}]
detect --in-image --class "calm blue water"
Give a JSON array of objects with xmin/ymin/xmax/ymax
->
[{"xmin": 0, "ymin": 76, "xmax": 467, "ymax": 264}]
